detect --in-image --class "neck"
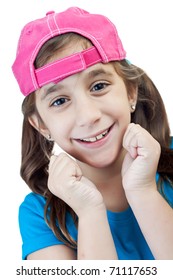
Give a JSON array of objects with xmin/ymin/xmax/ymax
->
[{"xmin": 77, "ymin": 148, "xmax": 129, "ymax": 212}]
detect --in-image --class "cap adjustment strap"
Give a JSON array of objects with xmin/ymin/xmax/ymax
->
[{"xmin": 35, "ymin": 46, "xmax": 102, "ymax": 87}]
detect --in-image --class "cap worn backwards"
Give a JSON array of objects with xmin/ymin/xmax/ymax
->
[{"xmin": 12, "ymin": 7, "xmax": 126, "ymax": 96}]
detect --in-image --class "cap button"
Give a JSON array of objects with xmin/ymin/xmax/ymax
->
[{"xmin": 46, "ymin": 11, "xmax": 55, "ymax": 16}]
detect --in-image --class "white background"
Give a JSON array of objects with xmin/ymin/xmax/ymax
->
[{"xmin": 0, "ymin": 0, "xmax": 172, "ymax": 263}]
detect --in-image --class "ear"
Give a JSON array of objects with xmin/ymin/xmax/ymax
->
[
  {"xmin": 128, "ymin": 86, "xmax": 137, "ymax": 102},
  {"xmin": 28, "ymin": 114, "xmax": 50, "ymax": 139},
  {"xmin": 128, "ymin": 87, "xmax": 138, "ymax": 112}
]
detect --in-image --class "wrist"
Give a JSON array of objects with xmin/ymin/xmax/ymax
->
[
  {"xmin": 125, "ymin": 183, "xmax": 158, "ymax": 205},
  {"xmin": 77, "ymin": 203, "xmax": 106, "ymax": 220}
]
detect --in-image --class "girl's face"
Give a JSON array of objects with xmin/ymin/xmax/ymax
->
[{"xmin": 31, "ymin": 46, "xmax": 136, "ymax": 168}]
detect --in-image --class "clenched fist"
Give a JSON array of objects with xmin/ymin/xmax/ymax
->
[
  {"xmin": 122, "ymin": 123, "xmax": 161, "ymax": 193},
  {"xmin": 48, "ymin": 153, "xmax": 104, "ymax": 217}
]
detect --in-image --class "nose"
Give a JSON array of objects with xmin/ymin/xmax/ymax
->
[{"xmin": 75, "ymin": 96, "xmax": 102, "ymax": 127}]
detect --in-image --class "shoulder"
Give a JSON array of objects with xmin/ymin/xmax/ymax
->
[
  {"xmin": 19, "ymin": 192, "xmax": 46, "ymax": 215},
  {"xmin": 19, "ymin": 192, "xmax": 77, "ymax": 259},
  {"xmin": 19, "ymin": 193, "xmax": 61, "ymax": 259},
  {"xmin": 19, "ymin": 192, "xmax": 47, "ymax": 228},
  {"xmin": 18, "ymin": 192, "xmax": 51, "ymax": 243}
]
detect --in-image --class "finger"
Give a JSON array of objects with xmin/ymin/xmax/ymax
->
[
  {"xmin": 71, "ymin": 163, "xmax": 83, "ymax": 182},
  {"xmin": 123, "ymin": 123, "xmax": 141, "ymax": 158},
  {"xmin": 121, "ymin": 152, "xmax": 134, "ymax": 177},
  {"xmin": 49, "ymin": 152, "xmax": 82, "ymax": 181},
  {"xmin": 48, "ymin": 153, "xmax": 68, "ymax": 173},
  {"xmin": 49, "ymin": 154, "xmax": 58, "ymax": 170}
]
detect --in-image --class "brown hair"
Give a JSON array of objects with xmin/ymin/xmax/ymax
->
[{"xmin": 21, "ymin": 33, "xmax": 173, "ymax": 249}]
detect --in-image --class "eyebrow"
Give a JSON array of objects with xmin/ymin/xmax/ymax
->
[
  {"xmin": 87, "ymin": 68, "xmax": 114, "ymax": 80},
  {"xmin": 41, "ymin": 84, "xmax": 65, "ymax": 101}
]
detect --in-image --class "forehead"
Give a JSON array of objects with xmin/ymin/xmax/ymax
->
[{"xmin": 37, "ymin": 62, "xmax": 117, "ymax": 99}]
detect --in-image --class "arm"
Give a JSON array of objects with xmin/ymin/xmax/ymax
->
[
  {"xmin": 27, "ymin": 208, "xmax": 116, "ymax": 260},
  {"xmin": 126, "ymin": 187, "xmax": 173, "ymax": 259},
  {"xmin": 48, "ymin": 154, "xmax": 117, "ymax": 260},
  {"xmin": 122, "ymin": 123, "xmax": 173, "ymax": 259},
  {"xmin": 27, "ymin": 245, "xmax": 77, "ymax": 260},
  {"xmin": 78, "ymin": 205, "xmax": 117, "ymax": 259}
]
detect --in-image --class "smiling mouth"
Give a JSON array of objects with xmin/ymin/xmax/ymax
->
[{"xmin": 78, "ymin": 127, "xmax": 111, "ymax": 143}]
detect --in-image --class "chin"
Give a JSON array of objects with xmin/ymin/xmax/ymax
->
[
  {"xmin": 90, "ymin": 159, "xmax": 117, "ymax": 169},
  {"xmin": 79, "ymin": 151, "xmax": 121, "ymax": 169}
]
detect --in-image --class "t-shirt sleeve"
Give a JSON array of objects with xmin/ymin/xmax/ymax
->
[{"xmin": 19, "ymin": 193, "xmax": 64, "ymax": 260}]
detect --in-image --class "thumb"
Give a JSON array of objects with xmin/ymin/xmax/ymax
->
[
  {"xmin": 121, "ymin": 152, "xmax": 134, "ymax": 177},
  {"xmin": 72, "ymin": 162, "xmax": 83, "ymax": 182}
]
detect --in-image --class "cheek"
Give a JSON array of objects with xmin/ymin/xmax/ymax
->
[
  {"xmin": 49, "ymin": 120, "xmax": 73, "ymax": 150},
  {"xmin": 51, "ymin": 123, "xmax": 68, "ymax": 140},
  {"xmin": 107, "ymin": 94, "xmax": 131, "ymax": 120}
]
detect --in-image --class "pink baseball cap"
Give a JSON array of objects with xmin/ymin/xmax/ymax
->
[{"xmin": 12, "ymin": 7, "xmax": 126, "ymax": 96}]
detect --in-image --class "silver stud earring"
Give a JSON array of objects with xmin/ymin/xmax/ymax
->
[
  {"xmin": 131, "ymin": 104, "xmax": 136, "ymax": 112},
  {"xmin": 47, "ymin": 134, "xmax": 52, "ymax": 141}
]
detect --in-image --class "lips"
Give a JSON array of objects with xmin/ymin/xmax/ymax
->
[
  {"xmin": 79, "ymin": 128, "xmax": 109, "ymax": 143},
  {"xmin": 76, "ymin": 125, "xmax": 113, "ymax": 144}
]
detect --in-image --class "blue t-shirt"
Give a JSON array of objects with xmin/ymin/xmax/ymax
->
[{"xmin": 19, "ymin": 139, "xmax": 173, "ymax": 260}]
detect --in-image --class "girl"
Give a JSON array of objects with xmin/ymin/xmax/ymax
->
[{"xmin": 12, "ymin": 7, "xmax": 173, "ymax": 260}]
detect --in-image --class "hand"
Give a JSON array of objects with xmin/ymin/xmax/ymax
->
[
  {"xmin": 121, "ymin": 123, "xmax": 161, "ymax": 193},
  {"xmin": 48, "ymin": 153, "xmax": 104, "ymax": 217}
]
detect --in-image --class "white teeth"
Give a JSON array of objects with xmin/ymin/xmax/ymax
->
[
  {"xmin": 80, "ymin": 129, "xmax": 109, "ymax": 142},
  {"xmin": 96, "ymin": 134, "xmax": 103, "ymax": 140},
  {"xmin": 86, "ymin": 137, "xmax": 97, "ymax": 142}
]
